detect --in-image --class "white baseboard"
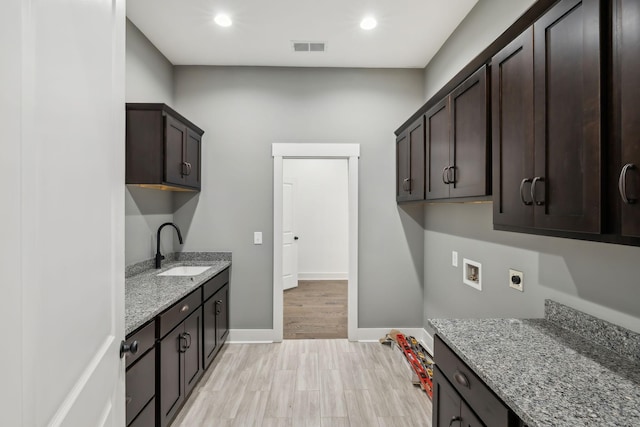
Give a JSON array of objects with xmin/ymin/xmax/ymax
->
[
  {"xmin": 226, "ymin": 327, "xmax": 434, "ymax": 353},
  {"xmin": 355, "ymin": 327, "xmax": 427, "ymax": 343},
  {"xmin": 227, "ymin": 329, "xmax": 275, "ymax": 343},
  {"xmin": 298, "ymin": 272, "xmax": 349, "ymax": 281}
]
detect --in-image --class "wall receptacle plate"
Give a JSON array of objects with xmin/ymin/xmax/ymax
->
[
  {"xmin": 463, "ymin": 258, "xmax": 482, "ymax": 291},
  {"xmin": 509, "ymin": 269, "xmax": 524, "ymax": 292},
  {"xmin": 452, "ymin": 251, "xmax": 458, "ymax": 267}
]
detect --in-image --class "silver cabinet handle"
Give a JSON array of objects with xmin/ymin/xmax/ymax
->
[
  {"xmin": 453, "ymin": 371, "xmax": 470, "ymax": 388},
  {"xmin": 442, "ymin": 166, "xmax": 450, "ymax": 184},
  {"xmin": 181, "ymin": 304, "xmax": 190, "ymax": 312},
  {"xmin": 449, "ymin": 416, "xmax": 461, "ymax": 427},
  {"xmin": 448, "ymin": 165, "xmax": 456, "ymax": 184},
  {"xmin": 618, "ymin": 163, "xmax": 637, "ymax": 205},
  {"xmin": 185, "ymin": 162, "xmax": 192, "ymax": 176},
  {"xmin": 530, "ymin": 176, "xmax": 545, "ymax": 206},
  {"xmin": 520, "ymin": 178, "xmax": 533, "ymax": 205},
  {"xmin": 402, "ymin": 178, "xmax": 411, "ymax": 192}
]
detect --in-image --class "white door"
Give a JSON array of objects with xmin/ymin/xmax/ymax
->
[
  {"xmin": 0, "ymin": 0, "xmax": 126, "ymax": 425},
  {"xmin": 283, "ymin": 178, "xmax": 299, "ymax": 290}
]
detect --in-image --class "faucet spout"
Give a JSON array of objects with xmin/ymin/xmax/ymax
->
[{"xmin": 155, "ymin": 222, "xmax": 184, "ymax": 269}]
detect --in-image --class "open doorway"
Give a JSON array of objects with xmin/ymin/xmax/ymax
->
[
  {"xmin": 272, "ymin": 143, "xmax": 359, "ymax": 342},
  {"xmin": 282, "ymin": 159, "xmax": 348, "ymax": 339}
]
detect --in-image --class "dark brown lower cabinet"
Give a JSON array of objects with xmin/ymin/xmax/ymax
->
[
  {"xmin": 433, "ymin": 367, "xmax": 484, "ymax": 427},
  {"xmin": 433, "ymin": 336, "xmax": 521, "ymax": 427},
  {"xmin": 203, "ymin": 283, "xmax": 229, "ymax": 368},
  {"xmin": 128, "ymin": 398, "xmax": 155, "ymax": 427},
  {"xmin": 159, "ymin": 308, "xmax": 203, "ymax": 427},
  {"xmin": 125, "ymin": 321, "xmax": 156, "ymax": 427}
]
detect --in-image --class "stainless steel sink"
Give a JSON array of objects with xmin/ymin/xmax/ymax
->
[{"xmin": 157, "ymin": 266, "xmax": 212, "ymax": 276}]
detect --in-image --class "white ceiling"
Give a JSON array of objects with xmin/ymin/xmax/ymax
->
[{"xmin": 126, "ymin": 0, "xmax": 478, "ymax": 68}]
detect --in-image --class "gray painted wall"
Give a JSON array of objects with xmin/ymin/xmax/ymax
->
[
  {"xmin": 422, "ymin": 1, "xmax": 640, "ymax": 333},
  {"xmin": 172, "ymin": 66, "xmax": 426, "ymax": 329},
  {"xmin": 125, "ymin": 19, "xmax": 176, "ymax": 265},
  {"xmin": 423, "ymin": 0, "xmax": 536, "ymax": 100}
]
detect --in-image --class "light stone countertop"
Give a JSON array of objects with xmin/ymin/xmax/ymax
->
[
  {"xmin": 125, "ymin": 252, "xmax": 231, "ymax": 336},
  {"xmin": 429, "ymin": 315, "xmax": 640, "ymax": 427}
]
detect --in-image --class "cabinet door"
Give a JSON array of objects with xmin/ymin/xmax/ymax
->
[
  {"xmin": 426, "ymin": 98, "xmax": 451, "ymax": 200},
  {"xmin": 184, "ymin": 128, "xmax": 201, "ymax": 189},
  {"xmin": 396, "ymin": 117, "xmax": 425, "ymax": 202},
  {"xmin": 460, "ymin": 401, "xmax": 486, "ymax": 427},
  {"xmin": 184, "ymin": 308, "xmax": 203, "ymax": 397},
  {"xmin": 449, "ymin": 66, "xmax": 489, "ymax": 199},
  {"xmin": 125, "ymin": 350, "xmax": 155, "ymax": 426},
  {"xmin": 492, "ymin": 28, "xmax": 535, "ymax": 227},
  {"xmin": 165, "ymin": 115, "xmax": 187, "ymax": 186},
  {"xmin": 202, "ymin": 296, "xmax": 218, "ymax": 368},
  {"xmin": 396, "ymin": 129, "xmax": 410, "ymax": 202},
  {"xmin": 159, "ymin": 326, "xmax": 185, "ymax": 427},
  {"xmin": 432, "ymin": 368, "xmax": 461, "ymax": 427},
  {"xmin": 616, "ymin": 0, "xmax": 640, "ymax": 237},
  {"xmin": 215, "ymin": 284, "xmax": 229, "ymax": 346},
  {"xmin": 533, "ymin": 0, "xmax": 602, "ymax": 233}
]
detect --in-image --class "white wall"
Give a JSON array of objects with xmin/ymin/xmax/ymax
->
[
  {"xmin": 125, "ymin": 19, "xmax": 176, "ymax": 265},
  {"xmin": 422, "ymin": 0, "xmax": 640, "ymax": 333},
  {"xmin": 0, "ymin": 0, "xmax": 23, "ymax": 424},
  {"xmin": 283, "ymin": 159, "xmax": 349, "ymax": 280},
  {"xmin": 173, "ymin": 66, "xmax": 426, "ymax": 330}
]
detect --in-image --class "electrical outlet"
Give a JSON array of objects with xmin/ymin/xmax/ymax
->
[
  {"xmin": 452, "ymin": 251, "xmax": 458, "ymax": 267},
  {"xmin": 509, "ymin": 269, "xmax": 524, "ymax": 292}
]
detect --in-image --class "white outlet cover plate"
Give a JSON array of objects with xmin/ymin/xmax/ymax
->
[
  {"xmin": 509, "ymin": 269, "xmax": 524, "ymax": 292},
  {"xmin": 254, "ymin": 231, "xmax": 263, "ymax": 245},
  {"xmin": 452, "ymin": 251, "xmax": 458, "ymax": 267}
]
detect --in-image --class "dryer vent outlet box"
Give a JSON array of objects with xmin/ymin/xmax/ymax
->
[{"xmin": 463, "ymin": 258, "xmax": 482, "ymax": 291}]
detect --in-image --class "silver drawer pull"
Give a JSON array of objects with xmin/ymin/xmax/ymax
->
[
  {"xmin": 181, "ymin": 304, "xmax": 190, "ymax": 312},
  {"xmin": 453, "ymin": 370, "xmax": 470, "ymax": 388}
]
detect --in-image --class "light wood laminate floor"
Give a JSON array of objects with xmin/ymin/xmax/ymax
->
[
  {"xmin": 284, "ymin": 280, "xmax": 348, "ymax": 340},
  {"xmin": 173, "ymin": 339, "xmax": 433, "ymax": 426}
]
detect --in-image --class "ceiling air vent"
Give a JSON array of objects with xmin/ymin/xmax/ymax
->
[{"xmin": 292, "ymin": 41, "xmax": 326, "ymax": 52}]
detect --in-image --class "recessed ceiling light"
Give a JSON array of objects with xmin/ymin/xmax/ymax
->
[
  {"xmin": 214, "ymin": 13, "xmax": 232, "ymax": 27},
  {"xmin": 360, "ymin": 16, "xmax": 377, "ymax": 30}
]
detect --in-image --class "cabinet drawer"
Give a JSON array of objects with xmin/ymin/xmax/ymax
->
[
  {"xmin": 203, "ymin": 268, "xmax": 229, "ymax": 301},
  {"xmin": 125, "ymin": 350, "xmax": 155, "ymax": 426},
  {"xmin": 129, "ymin": 396, "xmax": 155, "ymax": 427},
  {"xmin": 435, "ymin": 335, "xmax": 509, "ymax": 426},
  {"xmin": 125, "ymin": 320, "xmax": 156, "ymax": 368},
  {"xmin": 158, "ymin": 290, "xmax": 202, "ymax": 338}
]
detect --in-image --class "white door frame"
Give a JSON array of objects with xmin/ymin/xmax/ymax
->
[{"xmin": 273, "ymin": 143, "xmax": 359, "ymax": 342}]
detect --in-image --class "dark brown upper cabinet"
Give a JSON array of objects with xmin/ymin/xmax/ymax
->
[
  {"xmin": 426, "ymin": 65, "xmax": 490, "ymax": 201},
  {"xmin": 614, "ymin": 0, "xmax": 640, "ymax": 238},
  {"xmin": 493, "ymin": 0, "xmax": 602, "ymax": 233},
  {"xmin": 126, "ymin": 103, "xmax": 204, "ymax": 192},
  {"xmin": 396, "ymin": 116, "xmax": 426, "ymax": 202},
  {"xmin": 492, "ymin": 29, "xmax": 535, "ymax": 228}
]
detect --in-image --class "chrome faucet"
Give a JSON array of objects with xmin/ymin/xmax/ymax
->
[{"xmin": 156, "ymin": 222, "xmax": 184, "ymax": 269}]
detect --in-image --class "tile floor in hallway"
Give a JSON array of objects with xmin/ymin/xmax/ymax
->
[{"xmin": 172, "ymin": 339, "xmax": 433, "ymax": 427}]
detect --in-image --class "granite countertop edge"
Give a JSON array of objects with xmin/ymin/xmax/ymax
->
[
  {"xmin": 428, "ymin": 317, "xmax": 640, "ymax": 427},
  {"xmin": 125, "ymin": 252, "xmax": 231, "ymax": 336}
]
